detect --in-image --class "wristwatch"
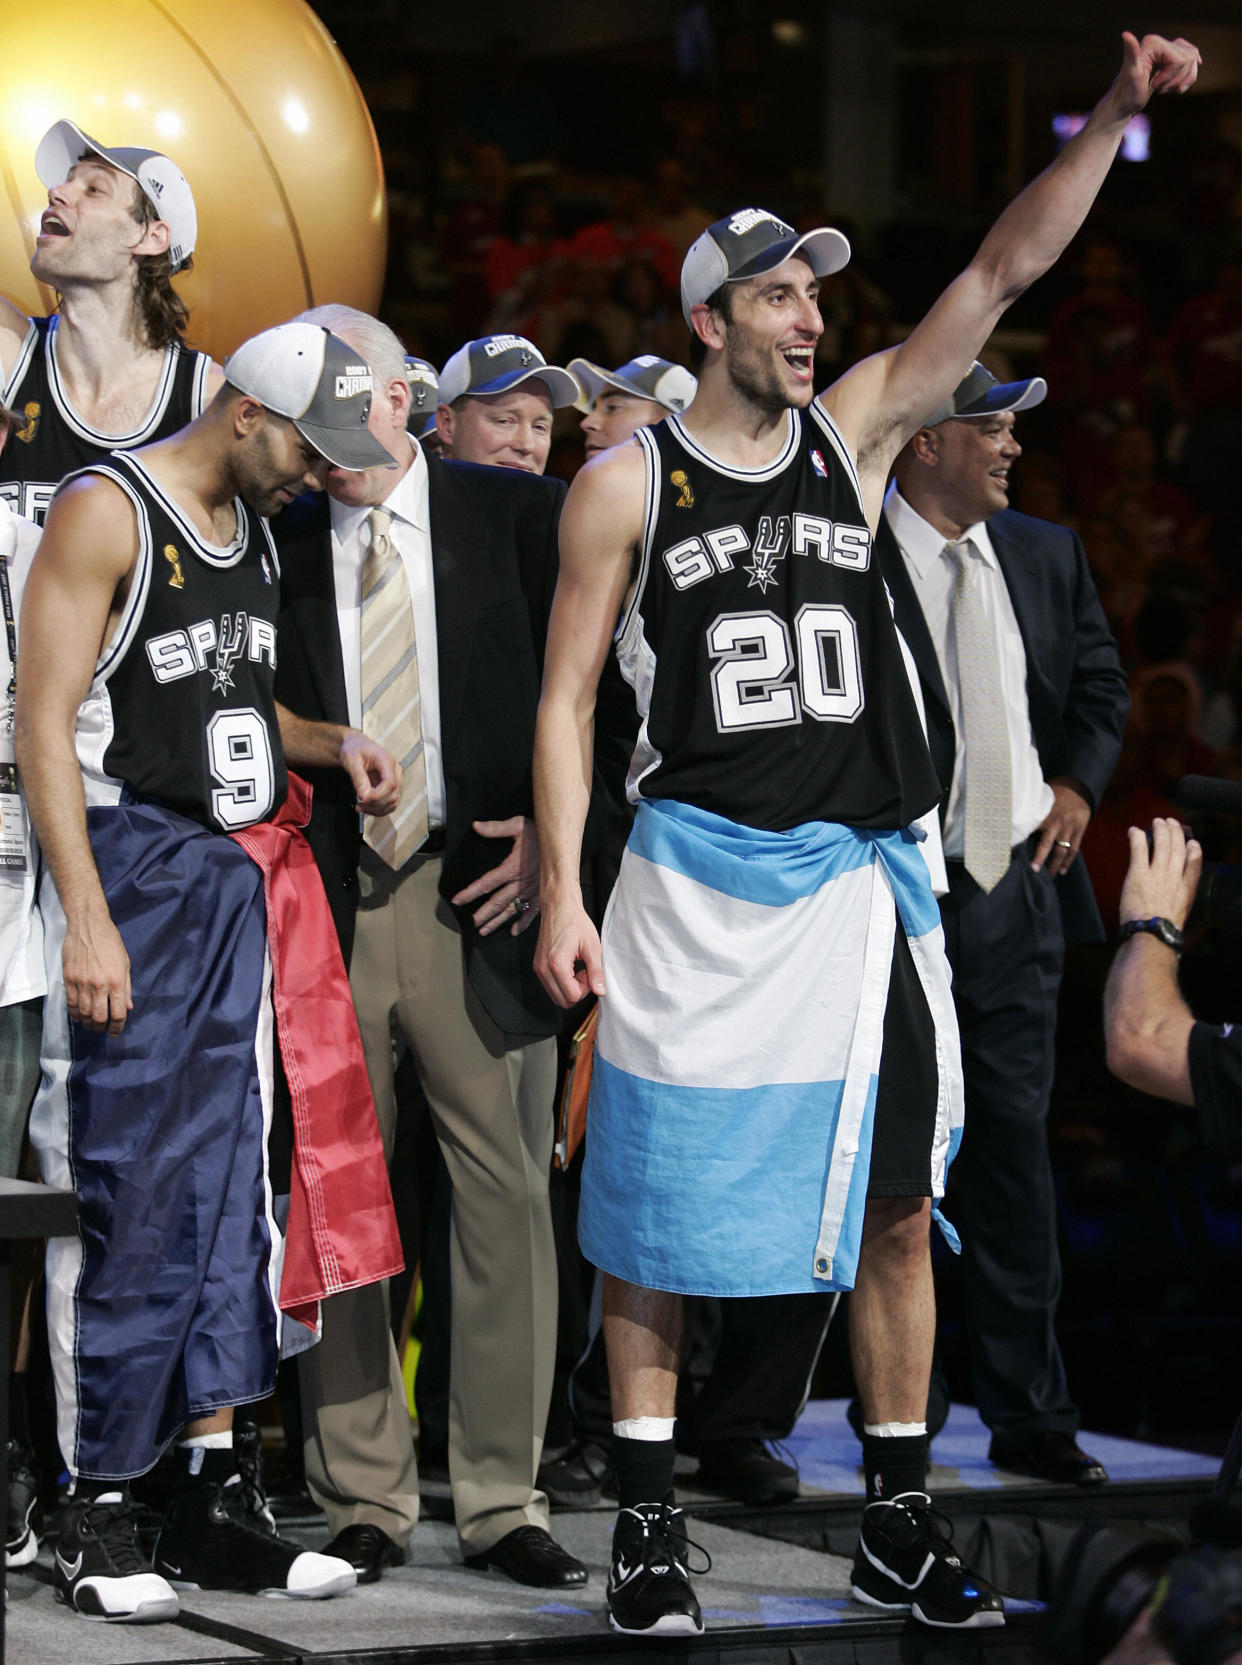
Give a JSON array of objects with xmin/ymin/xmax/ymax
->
[{"xmin": 1116, "ymin": 916, "xmax": 1184, "ymax": 953}]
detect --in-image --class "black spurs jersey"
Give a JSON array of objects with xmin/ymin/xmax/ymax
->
[
  {"xmin": 73, "ymin": 450, "xmax": 287, "ymax": 833},
  {"xmin": 0, "ymin": 315, "xmax": 212, "ymax": 524},
  {"xmin": 618, "ymin": 405, "xmax": 940, "ymax": 832}
]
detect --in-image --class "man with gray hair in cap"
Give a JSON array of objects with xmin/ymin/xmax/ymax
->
[
  {"xmin": 436, "ymin": 333, "xmax": 579, "ymax": 474},
  {"xmin": 877, "ymin": 359, "xmax": 1127, "ymax": 1487},
  {"xmin": 532, "ymin": 29, "xmax": 1198, "ymax": 1638},
  {"xmin": 15, "ymin": 321, "xmax": 403, "ymax": 1622},
  {"xmin": 0, "ymin": 118, "xmax": 222, "ymax": 525}
]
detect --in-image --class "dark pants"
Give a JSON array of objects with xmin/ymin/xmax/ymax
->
[{"xmin": 939, "ymin": 848, "xmax": 1077, "ymax": 1444}]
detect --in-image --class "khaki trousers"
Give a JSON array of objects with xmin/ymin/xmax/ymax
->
[{"xmin": 298, "ymin": 849, "xmax": 557, "ymax": 1553}]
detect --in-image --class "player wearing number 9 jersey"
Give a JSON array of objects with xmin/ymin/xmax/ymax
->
[
  {"xmin": 14, "ymin": 323, "xmax": 405, "ymax": 1622},
  {"xmin": 61, "ymin": 447, "xmax": 288, "ymax": 831}
]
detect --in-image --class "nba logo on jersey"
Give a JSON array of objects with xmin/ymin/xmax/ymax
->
[{"xmin": 811, "ymin": 450, "xmax": 829, "ymax": 478}]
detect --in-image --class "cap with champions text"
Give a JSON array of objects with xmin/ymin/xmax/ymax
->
[
  {"xmin": 923, "ymin": 360, "xmax": 1048, "ymax": 427},
  {"xmin": 224, "ymin": 323, "xmax": 398, "ymax": 472},
  {"xmin": 36, "ymin": 119, "xmax": 197, "ymax": 273},
  {"xmin": 680, "ymin": 208, "xmax": 851, "ymax": 328},
  {"xmin": 404, "ymin": 356, "xmax": 439, "ymax": 428},
  {"xmin": 568, "ymin": 354, "xmax": 697, "ymax": 415},
  {"xmin": 438, "ymin": 334, "xmax": 579, "ymax": 408}
]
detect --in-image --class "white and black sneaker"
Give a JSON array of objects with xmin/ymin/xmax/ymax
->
[
  {"xmin": 154, "ymin": 1476, "xmax": 355, "ymax": 1598},
  {"xmin": 607, "ymin": 1500, "xmax": 708, "ymax": 1637},
  {"xmin": 54, "ymin": 1492, "xmax": 180, "ymax": 1622},
  {"xmin": 6, "ymin": 1439, "xmax": 38, "ymax": 1569},
  {"xmin": 851, "ymin": 1491, "xmax": 1004, "ymax": 1629}
]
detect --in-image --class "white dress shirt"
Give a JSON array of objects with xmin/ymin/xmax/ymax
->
[
  {"xmin": 330, "ymin": 439, "xmax": 446, "ymax": 828},
  {"xmin": 884, "ymin": 482, "xmax": 1053, "ymax": 858}
]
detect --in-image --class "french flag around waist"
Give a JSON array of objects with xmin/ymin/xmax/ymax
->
[{"xmin": 231, "ymin": 774, "xmax": 403, "ymax": 1327}]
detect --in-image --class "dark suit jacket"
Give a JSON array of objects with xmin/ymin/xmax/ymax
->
[
  {"xmin": 273, "ymin": 454, "xmax": 567, "ymax": 1039},
  {"xmin": 877, "ymin": 505, "xmax": 1129, "ymax": 943}
]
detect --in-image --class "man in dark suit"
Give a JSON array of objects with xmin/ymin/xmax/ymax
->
[
  {"xmin": 877, "ymin": 361, "xmax": 1129, "ymax": 1485},
  {"xmin": 273, "ymin": 305, "xmax": 587, "ymax": 1590}
]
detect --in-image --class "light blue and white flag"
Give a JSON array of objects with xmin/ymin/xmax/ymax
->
[{"xmin": 579, "ymin": 799, "xmax": 963, "ymax": 1297}]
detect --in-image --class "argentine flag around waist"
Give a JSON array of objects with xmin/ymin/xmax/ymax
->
[{"xmin": 579, "ymin": 799, "xmax": 962, "ymax": 1298}]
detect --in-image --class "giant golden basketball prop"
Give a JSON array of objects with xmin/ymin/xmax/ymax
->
[{"xmin": 0, "ymin": 0, "xmax": 386, "ymax": 363}]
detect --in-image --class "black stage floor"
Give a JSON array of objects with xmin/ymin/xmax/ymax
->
[{"xmin": 5, "ymin": 1400, "xmax": 1218, "ymax": 1665}]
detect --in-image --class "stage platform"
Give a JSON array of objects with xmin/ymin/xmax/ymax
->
[{"xmin": 6, "ymin": 1400, "xmax": 1219, "ymax": 1665}]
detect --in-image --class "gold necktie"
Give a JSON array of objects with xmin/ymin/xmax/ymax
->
[
  {"xmin": 360, "ymin": 506, "xmax": 428, "ymax": 867},
  {"xmin": 945, "ymin": 539, "xmax": 1012, "ymax": 893}
]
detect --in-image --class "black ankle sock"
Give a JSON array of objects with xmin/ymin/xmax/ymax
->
[
  {"xmin": 9, "ymin": 1372, "xmax": 29, "ymax": 1444},
  {"xmin": 72, "ymin": 1477, "xmax": 126, "ymax": 1502},
  {"xmin": 612, "ymin": 1433, "xmax": 676, "ymax": 1510},
  {"xmin": 177, "ymin": 1444, "xmax": 237, "ymax": 1487},
  {"xmin": 861, "ymin": 1431, "xmax": 927, "ymax": 1502}
]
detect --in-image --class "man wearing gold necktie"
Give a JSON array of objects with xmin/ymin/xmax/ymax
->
[
  {"xmin": 273, "ymin": 305, "xmax": 589, "ymax": 1592},
  {"xmin": 876, "ymin": 360, "xmax": 1129, "ymax": 1489}
]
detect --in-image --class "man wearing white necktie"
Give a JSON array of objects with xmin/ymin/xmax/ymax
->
[
  {"xmin": 876, "ymin": 361, "xmax": 1129, "ymax": 1488},
  {"xmin": 273, "ymin": 306, "xmax": 590, "ymax": 1591}
]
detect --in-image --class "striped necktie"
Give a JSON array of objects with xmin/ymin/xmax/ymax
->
[
  {"xmin": 360, "ymin": 506, "xmax": 428, "ymax": 867},
  {"xmin": 945, "ymin": 538, "xmax": 1012, "ymax": 894}
]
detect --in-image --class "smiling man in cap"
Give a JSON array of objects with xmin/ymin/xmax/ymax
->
[
  {"xmin": 0, "ymin": 118, "xmax": 224, "ymax": 525},
  {"xmin": 531, "ymin": 29, "xmax": 1199, "ymax": 1639},
  {"xmin": 436, "ymin": 333, "xmax": 578, "ymax": 474},
  {"xmin": 15, "ymin": 320, "xmax": 402, "ymax": 1622},
  {"xmin": 570, "ymin": 354, "xmax": 697, "ymax": 457},
  {"xmin": 877, "ymin": 359, "xmax": 1127, "ymax": 1489}
]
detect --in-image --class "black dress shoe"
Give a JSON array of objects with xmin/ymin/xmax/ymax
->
[
  {"xmin": 464, "ymin": 1524, "xmax": 588, "ymax": 1587},
  {"xmin": 988, "ymin": 1430, "xmax": 1108, "ymax": 1486},
  {"xmin": 322, "ymin": 1523, "xmax": 405, "ymax": 1584},
  {"xmin": 696, "ymin": 1439, "xmax": 799, "ymax": 1506}
]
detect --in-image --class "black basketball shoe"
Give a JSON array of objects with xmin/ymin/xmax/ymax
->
[
  {"xmin": 154, "ymin": 1476, "xmax": 355, "ymax": 1598},
  {"xmin": 6, "ymin": 1439, "xmax": 39, "ymax": 1569},
  {"xmin": 54, "ymin": 1492, "xmax": 180, "ymax": 1622},
  {"xmin": 607, "ymin": 1499, "xmax": 707, "ymax": 1637},
  {"xmin": 851, "ymin": 1491, "xmax": 1004, "ymax": 1628}
]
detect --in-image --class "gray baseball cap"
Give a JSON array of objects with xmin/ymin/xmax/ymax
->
[
  {"xmin": 924, "ymin": 361, "xmax": 1047, "ymax": 426},
  {"xmin": 404, "ymin": 355, "xmax": 439, "ymax": 429},
  {"xmin": 36, "ymin": 118, "xmax": 197, "ymax": 273},
  {"xmin": 439, "ymin": 334, "xmax": 579, "ymax": 408},
  {"xmin": 680, "ymin": 208, "xmax": 850, "ymax": 328},
  {"xmin": 569, "ymin": 355, "xmax": 697, "ymax": 415},
  {"xmin": 224, "ymin": 323, "xmax": 398, "ymax": 471}
]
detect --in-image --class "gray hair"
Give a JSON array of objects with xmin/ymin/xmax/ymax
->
[{"xmin": 295, "ymin": 304, "xmax": 408, "ymax": 393}]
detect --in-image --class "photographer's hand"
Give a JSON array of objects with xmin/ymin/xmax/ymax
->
[
  {"xmin": 1117, "ymin": 816, "xmax": 1202, "ymax": 930},
  {"xmin": 1104, "ymin": 818, "xmax": 1200, "ymax": 1106}
]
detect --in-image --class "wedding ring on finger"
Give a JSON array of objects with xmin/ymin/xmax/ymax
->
[
  {"xmin": 1054, "ymin": 839, "xmax": 1073, "ymax": 849},
  {"xmin": 512, "ymin": 896, "xmax": 531, "ymax": 915}
]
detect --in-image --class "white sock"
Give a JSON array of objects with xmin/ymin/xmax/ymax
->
[
  {"xmin": 613, "ymin": 1417, "xmax": 676, "ymax": 1442},
  {"xmin": 862, "ymin": 1420, "xmax": 927, "ymax": 1438}
]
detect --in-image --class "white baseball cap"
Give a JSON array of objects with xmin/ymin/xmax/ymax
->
[
  {"xmin": 36, "ymin": 118, "xmax": 197, "ymax": 273},
  {"xmin": 569, "ymin": 355, "xmax": 697, "ymax": 415},
  {"xmin": 680, "ymin": 207, "xmax": 850, "ymax": 328},
  {"xmin": 224, "ymin": 323, "xmax": 399, "ymax": 472},
  {"xmin": 439, "ymin": 334, "xmax": 579, "ymax": 408}
]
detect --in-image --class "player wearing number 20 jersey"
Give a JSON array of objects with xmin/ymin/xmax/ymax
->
[
  {"xmin": 68, "ymin": 449, "xmax": 287, "ymax": 831},
  {"xmin": 620, "ymin": 403, "xmax": 940, "ymax": 832}
]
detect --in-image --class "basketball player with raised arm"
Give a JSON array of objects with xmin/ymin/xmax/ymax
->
[{"xmin": 532, "ymin": 32, "xmax": 1200, "ymax": 1639}]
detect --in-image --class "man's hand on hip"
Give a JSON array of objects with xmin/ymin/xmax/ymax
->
[{"xmin": 452, "ymin": 815, "xmax": 542, "ymax": 937}]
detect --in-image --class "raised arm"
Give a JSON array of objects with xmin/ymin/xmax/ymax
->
[
  {"xmin": 533, "ymin": 443, "xmax": 645, "ymax": 1007},
  {"xmin": 825, "ymin": 31, "xmax": 1201, "ymax": 521},
  {"xmin": 14, "ymin": 476, "xmax": 138, "ymax": 1032}
]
